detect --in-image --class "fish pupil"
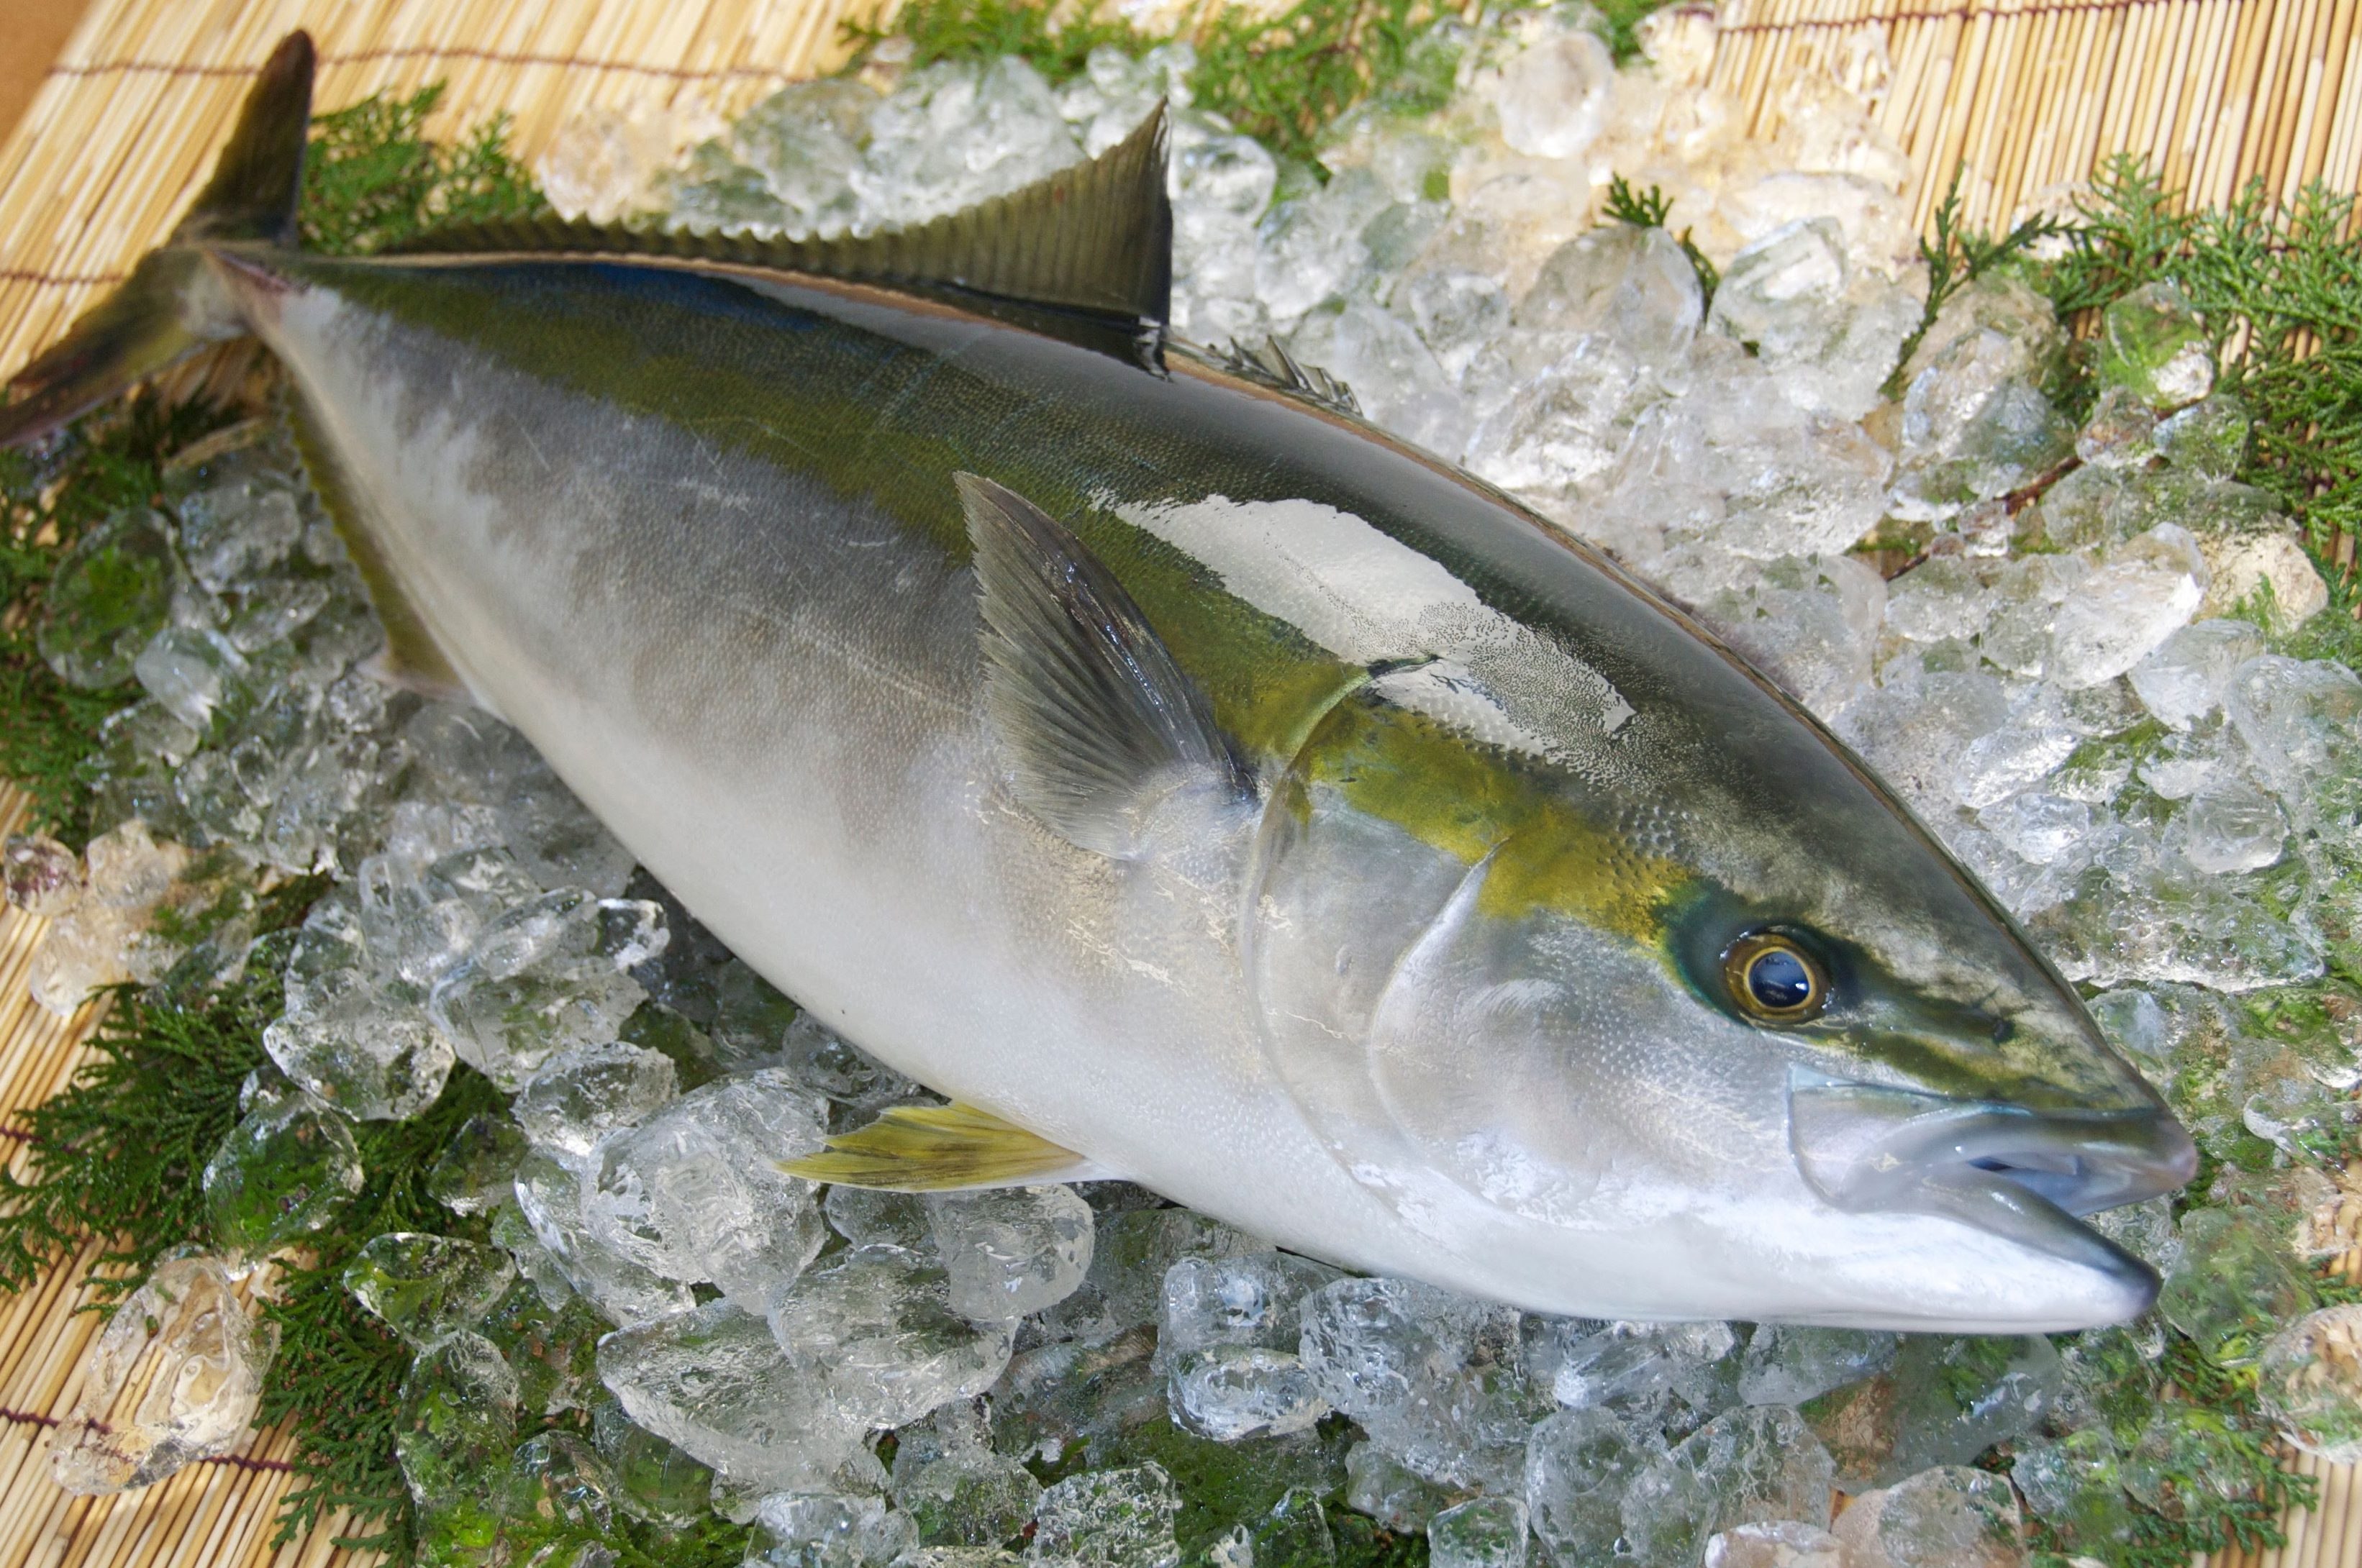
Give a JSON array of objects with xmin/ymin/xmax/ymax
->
[{"xmin": 1746, "ymin": 949, "xmax": 1814, "ymax": 1011}]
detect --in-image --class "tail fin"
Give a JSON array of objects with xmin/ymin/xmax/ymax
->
[{"xmin": 0, "ymin": 31, "xmax": 314, "ymax": 450}]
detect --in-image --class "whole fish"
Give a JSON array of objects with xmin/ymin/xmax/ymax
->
[{"xmin": 4, "ymin": 35, "xmax": 2192, "ymax": 1330}]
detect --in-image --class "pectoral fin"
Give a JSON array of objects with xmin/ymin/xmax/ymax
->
[
  {"xmin": 958, "ymin": 472, "xmax": 1249, "ymax": 856},
  {"xmin": 782, "ymin": 1102, "xmax": 1104, "ymax": 1190}
]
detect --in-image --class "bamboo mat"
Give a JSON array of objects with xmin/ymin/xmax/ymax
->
[
  {"xmin": 1709, "ymin": 0, "xmax": 2362, "ymax": 237},
  {"xmin": 0, "ymin": 784, "xmax": 365, "ymax": 1568},
  {"xmin": 0, "ymin": 0, "xmax": 2356, "ymax": 1564}
]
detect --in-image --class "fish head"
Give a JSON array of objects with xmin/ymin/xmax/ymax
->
[{"xmin": 1243, "ymin": 640, "xmax": 2191, "ymax": 1331}]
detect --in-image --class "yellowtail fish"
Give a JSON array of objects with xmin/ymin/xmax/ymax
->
[{"xmin": 0, "ymin": 35, "xmax": 2192, "ymax": 1329}]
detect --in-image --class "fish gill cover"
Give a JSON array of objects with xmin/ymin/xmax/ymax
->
[{"xmin": 0, "ymin": 6, "xmax": 2359, "ymax": 1568}]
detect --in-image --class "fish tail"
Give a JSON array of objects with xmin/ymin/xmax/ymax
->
[{"xmin": 0, "ymin": 30, "xmax": 314, "ymax": 450}]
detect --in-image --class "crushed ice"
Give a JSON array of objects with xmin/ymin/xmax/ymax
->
[{"xmin": 3, "ymin": 3, "xmax": 2356, "ymax": 1562}]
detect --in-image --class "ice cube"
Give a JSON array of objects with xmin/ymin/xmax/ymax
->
[
  {"xmin": 1872, "ymin": 1336, "xmax": 2062, "ymax": 1486},
  {"xmin": 177, "ymin": 477, "xmax": 304, "ymax": 593},
  {"xmin": 502, "ymin": 762, "xmax": 639, "ymax": 896},
  {"xmin": 478, "ymin": 1277, "xmax": 605, "ymax": 1416},
  {"xmin": 1520, "ymin": 1317, "xmax": 1735, "ymax": 1413},
  {"xmin": 592, "ymin": 1399, "xmax": 719, "ymax": 1527},
  {"xmin": 766, "ymin": 1243, "xmax": 1014, "ymax": 1430},
  {"xmin": 827, "ymin": 1185, "xmax": 936, "ymax": 1252},
  {"xmin": 1490, "ymin": 24, "xmax": 1612, "ymax": 158},
  {"xmin": 427, "ymin": 1113, "xmax": 530, "ymax": 1215},
  {"xmin": 397, "ymin": 1331, "xmax": 520, "ymax": 1514},
  {"xmin": 430, "ymin": 890, "xmax": 651, "ymax": 1090},
  {"xmin": 1346, "ymin": 1441, "xmax": 1449, "ymax": 1532},
  {"xmin": 2047, "ymin": 526, "xmax": 2207, "ymax": 690},
  {"xmin": 1889, "ymin": 324, "xmax": 2073, "ymax": 524},
  {"xmin": 925, "ymin": 1185, "xmax": 1095, "ymax": 1322},
  {"xmin": 1028, "ymin": 1463, "xmax": 1181, "ymax": 1568},
  {"xmin": 1297, "ymin": 1276, "xmax": 1538, "ymax": 1490},
  {"xmin": 1695, "ymin": 553, "xmax": 1885, "ymax": 718},
  {"xmin": 597, "ymin": 1300, "xmax": 862, "ymax": 1492},
  {"xmin": 750, "ymin": 1492, "xmax": 917, "ymax": 1568},
  {"xmin": 894, "ymin": 1428, "xmax": 1042, "ymax": 1546},
  {"xmin": 710, "ymin": 959, "xmax": 800, "ymax": 1065},
  {"xmin": 514, "ymin": 1147, "xmax": 696, "ymax": 1326},
  {"xmin": 1525, "ymin": 1406, "xmax": 1665, "ymax": 1567},
  {"xmin": 1428, "ymin": 1498, "xmax": 1527, "ymax": 1568},
  {"xmin": 1830, "ymin": 1466, "xmax": 2025, "ymax": 1568},
  {"xmin": 263, "ymin": 993, "xmax": 456, "ymax": 1123},
  {"xmin": 1048, "ymin": 1207, "xmax": 1272, "ymax": 1345},
  {"xmin": 1703, "ymin": 1521, "xmax": 1843, "ymax": 1568},
  {"xmin": 135, "ymin": 626, "xmax": 246, "ymax": 731},
  {"xmin": 2153, "ymin": 393, "xmax": 2250, "ymax": 478},
  {"xmin": 2128, "ymin": 619, "xmax": 2266, "ymax": 729},
  {"xmin": 1887, "ymin": 558, "xmax": 1998, "ymax": 647},
  {"xmin": 1708, "ymin": 219, "xmax": 1845, "ymax": 361},
  {"xmin": 343, "ymin": 1232, "xmax": 517, "ymax": 1348},
  {"xmin": 583, "ymin": 1067, "xmax": 830, "ymax": 1308},
  {"xmin": 1406, "ymin": 269, "xmax": 1509, "ymax": 383},
  {"xmin": 1737, "ymin": 1326, "xmax": 1896, "ymax": 1407},
  {"xmin": 357, "ymin": 842, "xmax": 540, "ymax": 989},
  {"xmin": 782, "ymin": 1013, "xmax": 924, "ymax": 1116},
  {"xmin": 86, "ymin": 816, "xmax": 186, "ymax": 908},
  {"xmin": 2177, "ymin": 775, "xmax": 2286, "ymax": 873},
  {"xmin": 1160, "ymin": 1253, "xmax": 1341, "ymax": 1364},
  {"xmin": 4, "ymin": 831, "xmax": 84, "ymax": 916},
  {"xmin": 38, "ymin": 507, "xmax": 183, "ymax": 690},
  {"xmin": 2094, "ymin": 281, "xmax": 2212, "ymax": 409},
  {"xmin": 1463, "ymin": 334, "xmax": 1647, "ymax": 496},
  {"xmin": 2256, "ymin": 1304, "xmax": 2362, "ymax": 1464},
  {"xmin": 1950, "ymin": 721, "xmax": 2079, "ymax": 809},
  {"xmin": 2008, "ymin": 1428, "xmax": 2135, "ymax": 1551},
  {"xmin": 1304, "ymin": 301, "xmax": 1466, "ymax": 455},
  {"xmin": 2158, "ymin": 1207, "xmax": 2317, "ymax": 1360},
  {"xmin": 2225, "ymin": 655, "xmax": 2362, "ymax": 811},
  {"xmin": 1834, "ymin": 671, "xmax": 2009, "ymax": 818},
  {"xmin": 1619, "ymin": 1406, "xmax": 1834, "ymax": 1568},
  {"xmin": 510, "ymin": 1428, "xmax": 619, "ymax": 1533},
  {"xmin": 2073, "ymin": 384, "xmax": 2157, "ymax": 469},
  {"xmin": 202, "ymin": 1086, "xmax": 365, "ymax": 1267},
  {"xmin": 514, "ymin": 1041, "xmax": 678, "ymax": 1155},
  {"xmin": 1514, "ymin": 226, "xmax": 1702, "ymax": 364},
  {"xmin": 1169, "ymin": 1344, "xmax": 1331, "ymax": 1441},
  {"xmin": 49, "ymin": 1257, "xmax": 274, "ymax": 1493}
]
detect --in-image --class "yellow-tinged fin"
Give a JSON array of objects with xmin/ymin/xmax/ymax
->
[
  {"xmin": 0, "ymin": 32, "xmax": 314, "ymax": 450},
  {"xmin": 781, "ymin": 1102, "xmax": 1099, "ymax": 1191},
  {"xmin": 394, "ymin": 104, "xmax": 1173, "ymax": 332},
  {"xmin": 286, "ymin": 391, "xmax": 474, "ymax": 703}
]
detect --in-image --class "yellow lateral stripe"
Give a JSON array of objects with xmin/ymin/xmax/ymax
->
[{"xmin": 779, "ymin": 1102, "xmax": 1086, "ymax": 1192}]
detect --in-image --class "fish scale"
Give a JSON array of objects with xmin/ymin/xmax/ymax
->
[{"xmin": 0, "ymin": 32, "xmax": 2195, "ymax": 1329}]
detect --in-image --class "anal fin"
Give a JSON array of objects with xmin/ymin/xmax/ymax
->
[
  {"xmin": 781, "ymin": 1102, "xmax": 1104, "ymax": 1191},
  {"xmin": 285, "ymin": 393, "xmax": 474, "ymax": 703}
]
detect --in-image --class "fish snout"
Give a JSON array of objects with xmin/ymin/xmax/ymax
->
[{"xmin": 1788, "ymin": 1069, "xmax": 2196, "ymax": 1314}]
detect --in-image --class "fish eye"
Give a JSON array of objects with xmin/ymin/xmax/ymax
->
[{"xmin": 1722, "ymin": 931, "xmax": 1827, "ymax": 1024}]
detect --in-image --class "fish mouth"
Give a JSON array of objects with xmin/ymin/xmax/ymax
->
[{"xmin": 1788, "ymin": 1069, "xmax": 2198, "ymax": 1307}]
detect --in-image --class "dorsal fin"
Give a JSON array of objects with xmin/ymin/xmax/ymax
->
[{"xmin": 394, "ymin": 104, "xmax": 1173, "ymax": 333}]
